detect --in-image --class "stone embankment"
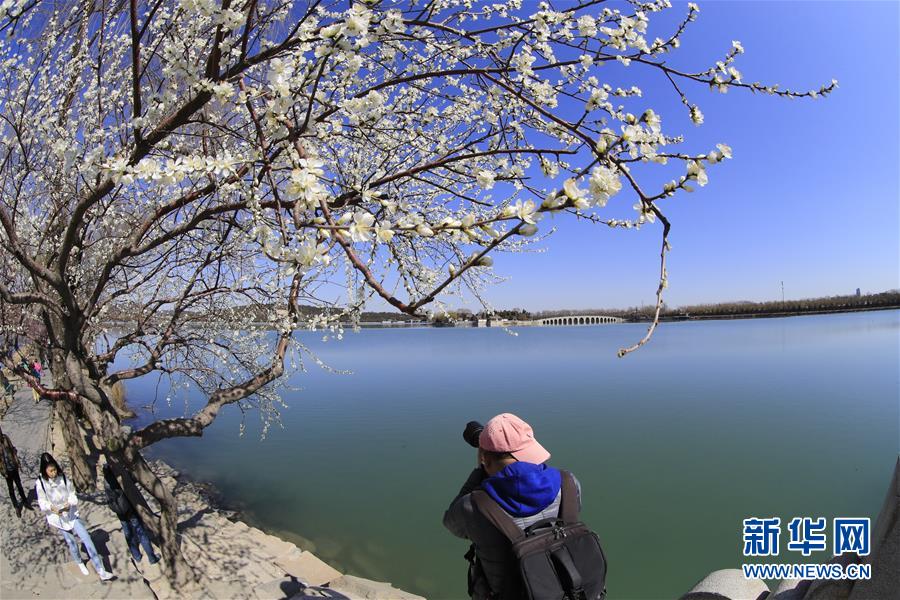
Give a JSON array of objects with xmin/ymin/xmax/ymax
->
[{"xmin": 0, "ymin": 385, "xmax": 424, "ymax": 599}]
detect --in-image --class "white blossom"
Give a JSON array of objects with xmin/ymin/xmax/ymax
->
[
  {"xmin": 476, "ymin": 170, "xmax": 496, "ymax": 189},
  {"xmin": 690, "ymin": 105, "xmax": 704, "ymax": 125},
  {"xmin": 344, "ymin": 4, "xmax": 372, "ymax": 36},
  {"xmin": 588, "ymin": 166, "xmax": 623, "ymax": 207},
  {"xmin": 349, "ymin": 212, "xmax": 375, "ymax": 242},
  {"xmin": 686, "ymin": 160, "xmax": 708, "ymax": 186},
  {"xmin": 577, "ymin": 15, "xmax": 597, "ymax": 37},
  {"xmin": 513, "ymin": 200, "xmax": 539, "ymax": 224}
]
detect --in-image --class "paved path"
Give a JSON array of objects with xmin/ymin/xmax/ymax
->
[{"xmin": 0, "ymin": 387, "xmax": 155, "ymax": 599}]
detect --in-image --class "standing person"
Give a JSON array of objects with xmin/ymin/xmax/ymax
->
[
  {"xmin": 102, "ymin": 464, "xmax": 160, "ymax": 565},
  {"xmin": 443, "ymin": 413, "xmax": 595, "ymax": 599},
  {"xmin": 29, "ymin": 359, "xmax": 41, "ymax": 403},
  {"xmin": 35, "ymin": 453, "xmax": 114, "ymax": 581},
  {"xmin": 0, "ymin": 426, "xmax": 33, "ymax": 517}
]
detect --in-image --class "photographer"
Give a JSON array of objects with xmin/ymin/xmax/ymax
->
[{"xmin": 443, "ymin": 413, "xmax": 582, "ymax": 599}]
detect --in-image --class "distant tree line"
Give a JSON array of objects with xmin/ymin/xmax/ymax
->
[
  {"xmin": 660, "ymin": 290, "xmax": 900, "ymax": 321},
  {"xmin": 521, "ymin": 291, "xmax": 899, "ymax": 323}
]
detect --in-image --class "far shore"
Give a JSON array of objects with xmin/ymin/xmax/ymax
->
[
  {"xmin": 651, "ymin": 304, "xmax": 900, "ymax": 323},
  {"xmin": 100, "ymin": 303, "xmax": 900, "ymax": 332}
]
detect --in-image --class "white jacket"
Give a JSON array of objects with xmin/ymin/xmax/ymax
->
[{"xmin": 35, "ymin": 475, "xmax": 79, "ymax": 530}]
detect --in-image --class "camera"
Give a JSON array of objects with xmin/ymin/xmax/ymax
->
[{"xmin": 462, "ymin": 421, "xmax": 484, "ymax": 448}]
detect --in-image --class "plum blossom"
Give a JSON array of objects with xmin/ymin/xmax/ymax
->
[
  {"xmin": 563, "ymin": 178, "xmax": 588, "ymax": 208},
  {"xmin": 512, "ymin": 49, "xmax": 536, "ymax": 77},
  {"xmin": 585, "ymin": 87, "xmax": 609, "ymax": 112},
  {"xmin": 296, "ymin": 243, "xmax": 330, "ymax": 267},
  {"xmin": 542, "ymin": 192, "xmax": 566, "ymax": 211},
  {"xmin": 513, "ymin": 200, "xmax": 538, "ymax": 224},
  {"xmin": 476, "ymin": 170, "xmax": 496, "ymax": 189},
  {"xmin": 577, "ymin": 15, "xmax": 597, "ymax": 37},
  {"xmin": 634, "ymin": 201, "xmax": 656, "ymax": 224},
  {"xmin": 344, "ymin": 4, "xmax": 372, "ymax": 36},
  {"xmin": 686, "ymin": 160, "xmax": 708, "ymax": 186},
  {"xmin": 518, "ymin": 223, "xmax": 538, "ymax": 237},
  {"xmin": 349, "ymin": 212, "xmax": 375, "ymax": 242},
  {"xmin": 690, "ymin": 105, "xmax": 704, "ymax": 125},
  {"xmin": 588, "ymin": 166, "xmax": 622, "ymax": 207},
  {"xmin": 540, "ymin": 157, "xmax": 559, "ymax": 178},
  {"xmin": 375, "ymin": 223, "xmax": 394, "ymax": 242},
  {"xmin": 380, "ymin": 10, "xmax": 405, "ymax": 35}
]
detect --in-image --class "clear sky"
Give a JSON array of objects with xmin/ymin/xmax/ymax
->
[{"xmin": 470, "ymin": 0, "xmax": 900, "ymax": 312}]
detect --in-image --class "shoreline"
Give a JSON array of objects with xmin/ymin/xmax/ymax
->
[
  {"xmin": 0, "ymin": 386, "xmax": 424, "ymax": 600},
  {"xmin": 148, "ymin": 458, "xmax": 426, "ymax": 599},
  {"xmin": 147, "ymin": 459, "xmax": 319, "ymax": 559}
]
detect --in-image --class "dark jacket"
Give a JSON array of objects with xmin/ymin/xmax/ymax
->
[
  {"xmin": 106, "ymin": 485, "xmax": 136, "ymax": 520},
  {"xmin": 103, "ymin": 467, "xmax": 137, "ymax": 520},
  {"xmin": 443, "ymin": 463, "xmax": 582, "ymax": 599},
  {"xmin": 0, "ymin": 433, "xmax": 20, "ymax": 477}
]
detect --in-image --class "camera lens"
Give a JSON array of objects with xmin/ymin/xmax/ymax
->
[{"xmin": 463, "ymin": 421, "xmax": 484, "ymax": 448}]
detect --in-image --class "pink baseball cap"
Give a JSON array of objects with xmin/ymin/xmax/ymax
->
[{"xmin": 479, "ymin": 413, "xmax": 551, "ymax": 464}]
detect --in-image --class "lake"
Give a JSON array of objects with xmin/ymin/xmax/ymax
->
[{"xmin": 121, "ymin": 310, "xmax": 900, "ymax": 599}]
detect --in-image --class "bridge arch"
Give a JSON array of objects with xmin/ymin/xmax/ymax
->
[{"xmin": 539, "ymin": 315, "xmax": 622, "ymax": 326}]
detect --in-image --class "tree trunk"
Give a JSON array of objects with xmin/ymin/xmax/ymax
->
[
  {"xmin": 49, "ymin": 348, "xmax": 95, "ymax": 491},
  {"xmin": 123, "ymin": 445, "xmax": 197, "ymax": 590},
  {"xmin": 56, "ymin": 348, "xmax": 196, "ymax": 591},
  {"xmin": 52, "ymin": 399, "xmax": 95, "ymax": 491}
]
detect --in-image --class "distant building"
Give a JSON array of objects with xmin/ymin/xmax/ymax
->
[{"xmin": 856, "ymin": 288, "xmax": 861, "ymax": 297}]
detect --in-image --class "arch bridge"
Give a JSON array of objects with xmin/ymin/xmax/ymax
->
[{"xmin": 535, "ymin": 315, "xmax": 623, "ymax": 326}]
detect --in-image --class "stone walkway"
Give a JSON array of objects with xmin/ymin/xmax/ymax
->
[{"xmin": 0, "ymin": 386, "xmax": 424, "ymax": 600}]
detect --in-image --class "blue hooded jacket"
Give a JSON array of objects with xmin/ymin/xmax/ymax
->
[{"xmin": 480, "ymin": 462, "xmax": 562, "ymax": 518}]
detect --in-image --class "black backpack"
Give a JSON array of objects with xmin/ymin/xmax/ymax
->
[
  {"xmin": 108, "ymin": 487, "xmax": 135, "ymax": 519},
  {"xmin": 470, "ymin": 471, "xmax": 607, "ymax": 600}
]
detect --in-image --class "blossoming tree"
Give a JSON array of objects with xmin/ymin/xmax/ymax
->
[{"xmin": 0, "ymin": 0, "xmax": 833, "ymax": 587}]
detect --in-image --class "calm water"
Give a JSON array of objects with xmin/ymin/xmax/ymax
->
[{"xmin": 121, "ymin": 311, "xmax": 899, "ymax": 599}]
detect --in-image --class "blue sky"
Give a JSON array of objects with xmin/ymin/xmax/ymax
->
[{"xmin": 475, "ymin": 1, "xmax": 899, "ymax": 312}]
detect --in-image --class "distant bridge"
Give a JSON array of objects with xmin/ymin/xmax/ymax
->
[{"xmin": 534, "ymin": 315, "xmax": 623, "ymax": 326}]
